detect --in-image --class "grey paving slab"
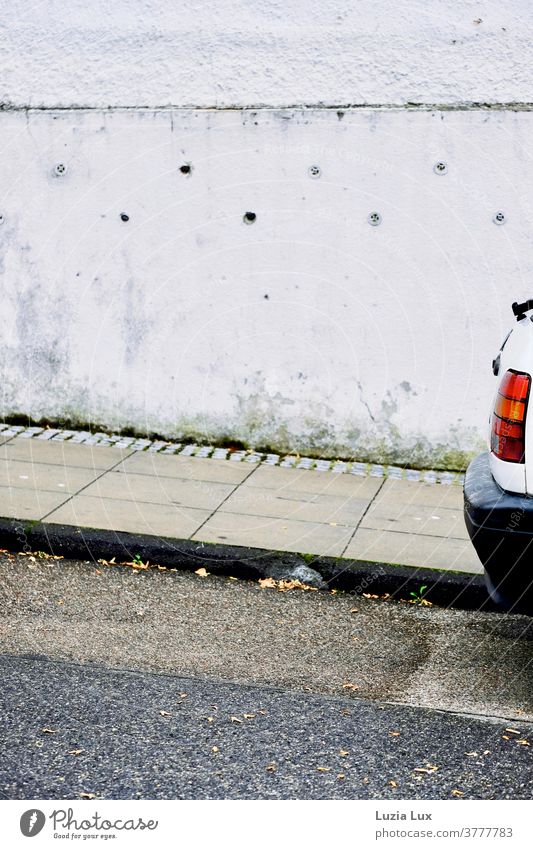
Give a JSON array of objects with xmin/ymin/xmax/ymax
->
[
  {"xmin": 118, "ymin": 452, "xmax": 254, "ymax": 484},
  {"xmin": 239, "ymin": 464, "xmax": 383, "ymax": 498},
  {"xmin": 0, "ymin": 436, "xmax": 131, "ymax": 470},
  {"xmin": 192, "ymin": 511, "xmax": 355, "ymax": 556},
  {"xmin": 220, "ymin": 486, "xmax": 372, "ymax": 526},
  {"xmin": 0, "ymin": 435, "xmax": 482, "ymax": 576},
  {"xmin": 360, "ymin": 501, "xmax": 469, "ymax": 540},
  {"xmin": 80, "ymin": 470, "xmax": 235, "ymax": 511},
  {"xmin": 344, "ymin": 527, "xmax": 483, "ymax": 573},
  {"xmin": 376, "ymin": 478, "xmax": 464, "ymax": 509},
  {"xmin": 0, "ymin": 486, "xmax": 70, "ymax": 521},
  {"xmin": 0, "ymin": 459, "xmax": 101, "ymax": 494},
  {"xmin": 45, "ymin": 494, "xmax": 210, "ymax": 538}
]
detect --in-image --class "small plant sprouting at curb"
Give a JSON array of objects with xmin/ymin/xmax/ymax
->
[
  {"xmin": 409, "ymin": 584, "xmax": 429, "ymax": 604},
  {"xmin": 133, "ymin": 553, "xmax": 143, "ymax": 565}
]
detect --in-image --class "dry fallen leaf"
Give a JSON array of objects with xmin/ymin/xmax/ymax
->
[
  {"xmin": 316, "ymin": 767, "xmax": 331, "ymax": 773},
  {"xmin": 266, "ymin": 763, "xmax": 276, "ymax": 772},
  {"xmin": 339, "ymin": 750, "xmax": 349, "ymax": 757},
  {"xmin": 451, "ymin": 789, "xmax": 464, "ymax": 797},
  {"xmin": 41, "ymin": 728, "xmax": 58, "ymax": 734},
  {"xmin": 179, "ymin": 693, "xmax": 188, "ymax": 698},
  {"xmin": 258, "ymin": 576, "xmax": 317, "ymax": 592},
  {"xmin": 389, "ymin": 731, "xmax": 400, "ymax": 737},
  {"xmin": 79, "ymin": 793, "xmax": 96, "ymax": 800},
  {"xmin": 337, "ymin": 773, "xmax": 345, "ymax": 780},
  {"xmin": 122, "ymin": 558, "xmax": 149, "ymax": 570},
  {"xmin": 389, "ymin": 780, "xmax": 398, "ymax": 788},
  {"xmin": 516, "ymin": 739, "xmax": 530, "ymax": 746},
  {"xmin": 206, "ymin": 717, "xmax": 215, "ymax": 723},
  {"xmin": 342, "ymin": 682, "xmax": 359, "ymax": 691},
  {"xmin": 350, "ymin": 608, "xmax": 359, "ymax": 613},
  {"xmin": 243, "ymin": 713, "xmax": 256, "ymax": 719},
  {"xmin": 195, "ymin": 567, "xmax": 209, "ymax": 577},
  {"xmin": 231, "ymin": 716, "xmax": 243, "ymax": 724},
  {"xmin": 212, "ymin": 746, "xmax": 219, "ymax": 753},
  {"xmin": 159, "ymin": 710, "xmax": 172, "ymax": 717},
  {"xmin": 413, "ymin": 764, "xmax": 439, "ymax": 774},
  {"xmin": 505, "ymin": 728, "xmax": 520, "ymax": 735},
  {"xmin": 69, "ymin": 749, "xmax": 84, "ymax": 756},
  {"xmin": 502, "ymin": 735, "xmax": 510, "ymax": 741}
]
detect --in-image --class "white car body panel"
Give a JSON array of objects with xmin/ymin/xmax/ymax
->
[{"xmin": 488, "ymin": 316, "xmax": 533, "ymax": 494}]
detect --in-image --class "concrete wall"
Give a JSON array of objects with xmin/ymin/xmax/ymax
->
[
  {"xmin": 1, "ymin": 3, "xmax": 532, "ymax": 467},
  {"xmin": 1, "ymin": 1, "xmax": 531, "ymax": 108}
]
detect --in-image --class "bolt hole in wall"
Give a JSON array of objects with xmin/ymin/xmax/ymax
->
[{"xmin": 0, "ymin": 109, "xmax": 527, "ymax": 467}]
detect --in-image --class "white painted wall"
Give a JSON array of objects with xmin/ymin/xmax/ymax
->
[
  {"xmin": 1, "ymin": 3, "xmax": 532, "ymax": 466},
  {"xmin": 1, "ymin": 107, "xmax": 532, "ymax": 466},
  {"xmin": 1, "ymin": 1, "xmax": 532, "ymax": 108}
]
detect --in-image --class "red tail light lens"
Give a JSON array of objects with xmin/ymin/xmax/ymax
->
[{"xmin": 491, "ymin": 370, "xmax": 531, "ymax": 463}]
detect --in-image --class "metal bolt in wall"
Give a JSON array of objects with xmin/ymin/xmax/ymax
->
[
  {"xmin": 243, "ymin": 211, "xmax": 256, "ymax": 224},
  {"xmin": 308, "ymin": 165, "xmax": 321, "ymax": 179},
  {"xmin": 493, "ymin": 211, "xmax": 506, "ymax": 225},
  {"xmin": 368, "ymin": 212, "xmax": 381, "ymax": 226},
  {"xmin": 433, "ymin": 161, "xmax": 447, "ymax": 175},
  {"xmin": 180, "ymin": 164, "xmax": 192, "ymax": 175},
  {"xmin": 54, "ymin": 163, "xmax": 67, "ymax": 177},
  {"xmin": 0, "ymin": 214, "xmax": 5, "ymax": 225}
]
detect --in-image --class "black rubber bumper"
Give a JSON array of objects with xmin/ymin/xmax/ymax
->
[{"xmin": 464, "ymin": 452, "xmax": 533, "ymax": 611}]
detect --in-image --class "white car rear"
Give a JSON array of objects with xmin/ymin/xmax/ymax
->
[{"xmin": 465, "ymin": 299, "xmax": 533, "ymax": 612}]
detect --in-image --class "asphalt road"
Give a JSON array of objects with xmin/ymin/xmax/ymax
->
[
  {"xmin": 0, "ymin": 554, "xmax": 532, "ymax": 799},
  {"xmin": 1, "ymin": 654, "xmax": 532, "ymax": 800}
]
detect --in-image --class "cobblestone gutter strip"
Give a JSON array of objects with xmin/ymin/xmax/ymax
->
[
  {"xmin": 0, "ymin": 517, "xmax": 489, "ymax": 612},
  {"xmin": 0, "ymin": 425, "xmax": 466, "ymax": 485}
]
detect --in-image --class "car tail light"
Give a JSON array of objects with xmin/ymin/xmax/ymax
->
[{"xmin": 491, "ymin": 370, "xmax": 531, "ymax": 463}]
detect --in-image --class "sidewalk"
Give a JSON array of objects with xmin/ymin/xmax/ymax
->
[{"xmin": 0, "ymin": 427, "xmax": 481, "ymax": 581}]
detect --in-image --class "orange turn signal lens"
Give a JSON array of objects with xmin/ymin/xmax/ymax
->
[{"xmin": 491, "ymin": 370, "xmax": 531, "ymax": 464}]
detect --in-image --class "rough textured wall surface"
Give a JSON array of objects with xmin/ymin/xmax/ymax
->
[
  {"xmin": 0, "ymin": 107, "xmax": 531, "ymax": 467},
  {"xmin": 0, "ymin": 1, "xmax": 532, "ymax": 108}
]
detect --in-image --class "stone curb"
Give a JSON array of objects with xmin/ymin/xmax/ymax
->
[
  {"xmin": 0, "ymin": 424, "xmax": 465, "ymax": 485},
  {"xmin": 0, "ymin": 517, "xmax": 492, "ymax": 612}
]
